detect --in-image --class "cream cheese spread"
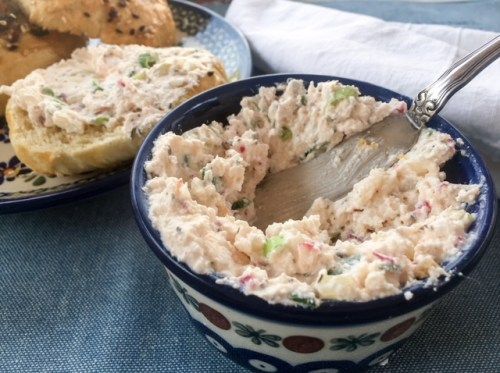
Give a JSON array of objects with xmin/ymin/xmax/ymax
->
[
  {"xmin": 0, "ymin": 44, "xmax": 223, "ymax": 135},
  {"xmin": 145, "ymin": 79, "xmax": 480, "ymax": 306}
]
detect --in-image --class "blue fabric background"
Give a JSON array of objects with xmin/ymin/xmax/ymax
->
[{"xmin": 1, "ymin": 1, "xmax": 499, "ymax": 371}]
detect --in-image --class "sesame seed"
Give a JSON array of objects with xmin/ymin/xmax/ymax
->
[{"xmin": 108, "ymin": 8, "xmax": 118, "ymax": 22}]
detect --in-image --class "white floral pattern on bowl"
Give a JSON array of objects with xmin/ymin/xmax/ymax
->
[{"xmin": 166, "ymin": 270, "xmax": 433, "ymax": 372}]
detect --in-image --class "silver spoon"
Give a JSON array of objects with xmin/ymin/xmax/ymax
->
[{"xmin": 254, "ymin": 35, "xmax": 500, "ymax": 230}]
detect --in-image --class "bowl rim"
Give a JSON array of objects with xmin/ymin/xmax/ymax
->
[{"xmin": 131, "ymin": 73, "xmax": 497, "ymax": 326}]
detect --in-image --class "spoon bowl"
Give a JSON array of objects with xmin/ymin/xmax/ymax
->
[
  {"xmin": 253, "ymin": 114, "xmax": 420, "ymax": 229},
  {"xmin": 254, "ymin": 35, "xmax": 499, "ymax": 229}
]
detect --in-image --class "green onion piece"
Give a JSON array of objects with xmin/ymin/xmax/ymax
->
[
  {"xmin": 302, "ymin": 147, "xmax": 315, "ymax": 160},
  {"xmin": 132, "ymin": 71, "xmax": 147, "ymax": 80},
  {"xmin": 231, "ymin": 198, "xmax": 250, "ymax": 210},
  {"xmin": 279, "ymin": 127, "xmax": 293, "ymax": 141},
  {"xmin": 318, "ymin": 142, "xmax": 328, "ymax": 154},
  {"xmin": 327, "ymin": 267, "xmax": 343, "ymax": 275},
  {"xmin": 212, "ymin": 176, "xmax": 223, "ymax": 191},
  {"xmin": 93, "ymin": 116, "xmax": 109, "ymax": 125},
  {"xmin": 330, "ymin": 86, "xmax": 359, "ymax": 106},
  {"xmin": 263, "ymin": 235, "xmax": 285, "ymax": 256},
  {"xmin": 41, "ymin": 87, "xmax": 55, "ymax": 96},
  {"xmin": 317, "ymin": 143, "xmax": 328, "ymax": 154},
  {"xmin": 291, "ymin": 294, "xmax": 315, "ymax": 308},
  {"xmin": 139, "ymin": 53, "xmax": 157, "ymax": 68},
  {"xmin": 92, "ymin": 81, "xmax": 104, "ymax": 93},
  {"xmin": 301, "ymin": 95, "xmax": 307, "ymax": 105},
  {"xmin": 251, "ymin": 118, "xmax": 264, "ymax": 129},
  {"xmin": 301, "ymin": 142, "xmax": 328, "ymax": 161}
]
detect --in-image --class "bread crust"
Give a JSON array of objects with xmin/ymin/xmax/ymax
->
[
  {"xmin": 0, "ymin": 32, "xmax": 86, "ymax": 116},
  {"xmin": 6, "ymin": 101, "xmax": 141, "ymax": 175},
  {"xmin": 16, "ymin": 0, "xmax": 177, "ymax": 47},
  {"xmin": 5, "ymin": 64, "xmax": 227, "ymax": 175},
  {"xmin": 0, "ymin": 1, "xmax": 86, "ymax": 115}
]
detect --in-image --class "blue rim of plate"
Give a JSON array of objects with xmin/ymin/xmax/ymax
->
[
  {"xmin": 174, "ymin": 0, "xmax": 252, "ymax": 80},
  {"xmin": 131, "ymin": 73, "xmax": 497, "ymax": 326},
  {"xmin": 0, "ymin": 0, "xmax": 252, "ymax": 214}
]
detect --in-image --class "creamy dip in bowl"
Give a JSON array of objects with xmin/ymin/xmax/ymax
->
[{"xmin": 131, "ymin": 74, "xmax": 496, "ymax": 372}]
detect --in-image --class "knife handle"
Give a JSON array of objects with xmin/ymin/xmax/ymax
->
[{"xmin": 407, "ymin": 35, "xmax": 500, "ymax": 129}]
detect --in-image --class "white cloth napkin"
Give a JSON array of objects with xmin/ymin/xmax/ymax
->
[{"xmin": 226, "ymin": 0, "xmax": 500, "ymax": 188}]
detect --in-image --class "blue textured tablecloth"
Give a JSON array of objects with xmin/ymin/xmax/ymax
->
[{"xmin": 1, "ymin": 1, "xmax": 499, "ymax": 372}]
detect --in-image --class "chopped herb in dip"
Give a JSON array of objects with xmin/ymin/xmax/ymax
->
[
  {"xmin": 279, "ymin": 127, "xmax": 293, "ymax": 141},
  {"xmin": 327, "ymin": 268, "xmax": 343, "ymax": 276},
  {"xmin": 232, "ymin": 198, "xmax": 250, "ymax": 210},
  {"xmin": 330, "ymin": 86, "xmax": 359, "ymax": 106},
  {"xmin": 263, "ymin": 235, "xmax": 285, "ymax": 257},
  {"xmin": 92, "ymin": 81, "xmax": 104, "ymax": 93},
  {"xmin": 93, "ymin": 116, "xmax": 109, "ymax": 125},
  {"xmin": 139, "ymin": 53, "xmax": 157, "ymax": 68},
  {"xmin": 291, "ymin": 294, "xmax": 316, "ymax": 308},
  {"xmin": 41, "ymin": 87, "xmax": 55, "ymax": 96}
]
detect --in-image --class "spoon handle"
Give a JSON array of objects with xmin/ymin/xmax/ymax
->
[{"xmin": 408, "ymin": 35, "xmax": 500, "ymax": 128}]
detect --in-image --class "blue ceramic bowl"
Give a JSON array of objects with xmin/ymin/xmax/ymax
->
[{"xmin": 131, "ymin": 74, "xmax": 496, "ymax": 372}]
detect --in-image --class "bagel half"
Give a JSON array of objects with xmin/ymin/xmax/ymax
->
[
  {"xmin": 3, "ymin": 45, "xmax": 227, "ymax": 175},
  {"xmin": 15, "ymin": 0, "xmax": 177, "ymax": 47}
]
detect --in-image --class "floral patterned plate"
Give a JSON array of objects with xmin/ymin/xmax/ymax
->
[{"xmin": 0, "ymin": 0, "xmax": 251, "ymax": 213}]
